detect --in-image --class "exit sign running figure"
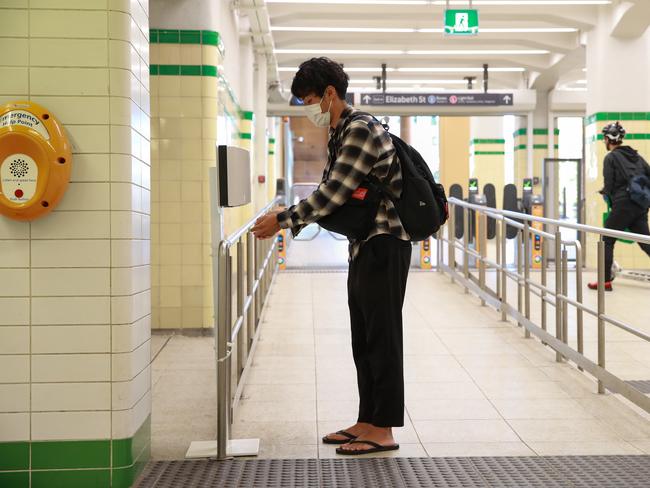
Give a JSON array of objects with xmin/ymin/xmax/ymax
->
[{"xmin": 445, "ymin": 9, "xmax": 479, "ymax": 36}]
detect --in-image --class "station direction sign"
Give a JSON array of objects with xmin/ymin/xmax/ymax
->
[
  {"xmin": 360, "ymin": 93, "xmax": 513, "ymax": 106},
  {"xmin": 290, "ymin": 94, "xmax": 354, "ymax": 106},
  {"xmin": 445, "ymin": 9, "xmax": 479, "ymax": 36}
]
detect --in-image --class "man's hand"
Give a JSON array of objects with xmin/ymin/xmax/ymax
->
[{"xmin": 252, "ymin": 211, "xmax": 282, "ymax": 239}]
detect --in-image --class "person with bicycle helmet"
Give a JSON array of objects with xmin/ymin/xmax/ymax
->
[{"xmin": 588, "ymin": 122, "xmax": 650, "ymax": 291}]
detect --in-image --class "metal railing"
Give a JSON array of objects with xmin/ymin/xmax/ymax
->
[
  {"xmin": 436, "ymin": 197, "xmax": 650, "ymax": 414},
  {"xmin": 214, "ymin": 198, "xmax": 281, "ymax": 459}
]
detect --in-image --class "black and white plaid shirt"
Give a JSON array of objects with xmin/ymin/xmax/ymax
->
[{"xmin": 277, "ymin": 107, "xmax": 409, "ymax": 259}]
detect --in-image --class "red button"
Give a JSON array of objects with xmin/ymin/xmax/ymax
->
[{"xmin": 15, "ymin": 189, "xmax": 24, "ymax": 198}]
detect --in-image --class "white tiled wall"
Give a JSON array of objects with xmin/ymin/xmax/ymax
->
[{"xmin": 0, "ymin": 0, "xmax": 151, "ymax": 445}]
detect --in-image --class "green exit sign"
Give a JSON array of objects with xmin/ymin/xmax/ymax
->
[{"xmin": 445, "ymin": 9, "xmax": 479, "ymax": 36}]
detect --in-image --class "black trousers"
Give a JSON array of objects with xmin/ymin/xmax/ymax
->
[
  {"xmin": 604, "ymin": 199, "xmax": 650, "ymax": 281},
  {"xmin": 347, "ymin": 234, "xmax": 411, "ymax": 427}
]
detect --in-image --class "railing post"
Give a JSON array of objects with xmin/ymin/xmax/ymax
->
[
  {"xmin": 463, "ymin": 207, "xmax": 470, "ymax": 292},
  {"xmin": 555, "ymin": 231, "xmax": 563, "ymax": 363},
  {"xmin": 496, "ymin": 217, "xmax": 501, "ymax": 299},
  {"xmin": 561, "ymin": 248, "xmax": 569, "ymax": 349},
  {"xmin": 226, "ymin": 254, "xmax": 233, "ymax": 422},
  {"xmin": 236, "ymin": 240, "xmax": 245, "ymax": 379},
  {"xmin": 448, "ymin": 204, "xmax": 456, "ymax": 282},
  {"xmin": 597, "ymin": 238, "xmax": 606, "ymax": 394},
  {"xmin": 575, "ymin": 242, "xmax": 584, "ymax": 371},
  {"xmin": 254, "ymin": 239, "xmax": 261, "ymax": 328},
  {"xmin": 216, "ymin": 246, "xmax": 229, "ymax": 460},
  {"xmin": 500, "ymin": 218, "xmax": 508, "ymax": 322},
  {"xmin": 541, "ymin": 237, "xmax": 548, "ymax": 346},
  {"xmin": 247, "ymin": 233, "xmax": 255, "ymax": 351},
  {"xmin": 516, "ymin": 230, "xmax": 523, "ymax": 328},
  {"xmin": 478, "ymin": 212, "xmax": 487, "ymax": 306},
  {"xmin": 523, "ymin": 221, "xmax": 531, "ymax": 338}
]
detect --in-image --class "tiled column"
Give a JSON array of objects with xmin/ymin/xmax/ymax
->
[
  {"xmin": 0, "ymin": 2, "xmax": 151, "ymax": 487},
  {"xmin": 149, "ymin": 29, "xmax": 238, "ymax": 330},
  {"xmin": 584, "ymin": 113, "xmax": 650, "ymax": 268},
  {"xmin": 470, "ymin": 117, "xmax": 505, "ymax": 207},
  {"xmin": 584, "ymin": 7, "xmax": 650, "ymax": 268},
  {"xmin": 513, "ymin": 128, "xmax": 559, "ymax": 187},
  {"xmin": 439, "ymin": 116, "xmax": 470, "ymax": 192}
]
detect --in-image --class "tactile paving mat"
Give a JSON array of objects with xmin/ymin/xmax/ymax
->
[{"xmin": 135, "ymin": 455, "xmax": 650, "ymax": 488}]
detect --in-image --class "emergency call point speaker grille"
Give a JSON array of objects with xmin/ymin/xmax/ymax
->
[{"xmin": 9, "ymin": 158, "xmax": 29, "ymax": 178}]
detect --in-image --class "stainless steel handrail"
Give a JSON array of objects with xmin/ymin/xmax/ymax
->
[
  {"xmin": 214, "ymin": 197, "xmax": 282, "ymax": 459},
  {"xmin": 436, "ymin": 197, "xmax": 650, "ymax": 414}
]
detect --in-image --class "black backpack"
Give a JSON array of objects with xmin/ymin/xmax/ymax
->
[
  {"xmin": 317, "ymin": 112, "xmax": 448, "ymax": 242},
  {"xmin": 611, "ymin": 150, "xmax": 650, "ymax": 210}
]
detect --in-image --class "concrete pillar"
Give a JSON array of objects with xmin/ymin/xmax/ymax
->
[
  {"xmin": 470, "ymin": 117, "xmax": 506, "ymax": 208},
  {"xmin": 439, "ymin": 117, "xmax": 470, "ymax": 194},
  {"xmin": 584, "ymin": 8, "xmax": 650, "ymax": 268},
  {"xmin": 0, "ymin": 3, "xmax": 151, "ymax": 486}
]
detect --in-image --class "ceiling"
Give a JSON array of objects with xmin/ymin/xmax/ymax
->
[{"xmin": 263, "ymin": 0, "xmax": 617, "ymax": 95}]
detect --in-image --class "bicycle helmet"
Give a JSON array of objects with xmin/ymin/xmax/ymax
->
[{"xmin": 602, "ymin": 121, "xmax": 626, "ymax": 143}]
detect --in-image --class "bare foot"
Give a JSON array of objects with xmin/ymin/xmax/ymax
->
[
  {"xmin": 337, "ymin": 425, "xmax": 397, "ymax": 453},
  {"xmin": 323, "ymin": 422, "xmax": 372, "ymax": 443}
]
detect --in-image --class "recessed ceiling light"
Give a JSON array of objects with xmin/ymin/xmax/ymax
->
[
  {"xmin": 275, "ymin": 49, "xmax": 405, "ymax": 55},
  {"xmin": 407, "ymin": 49, "xmax": 549, "ymax": 55},
  {"xmin": 272, "ymin": 26, "xmax": 577, "ymax": 34},
  {"xmin": 267, "ymin": 0, "xmax": 611, "ymax": 5},
  {"xmin": 349, "ymin": 87, "xmax": 449, "ymax": 92},
  {"xmin": 274, "ymin": 48, "xmax": 548, "ymax": 55},
  {"xmin": 278, "ymin": 66, "xmax": 526, "ymax": 72},
  {"xmin": 349, "ymin": 79, "xmax": 468, "ymax": 84}
]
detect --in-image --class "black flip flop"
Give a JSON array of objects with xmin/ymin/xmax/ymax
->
[
  {"xmin": 336, "ymin": 440, "xmax": 400, "ymax": 455},
  {"xmin": 322, "ymin": 430, "xmax": 358, "ymax": 445}
]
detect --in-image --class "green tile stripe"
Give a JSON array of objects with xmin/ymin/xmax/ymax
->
[
  {"xmin": 514, "ymin": 144, "xmax": 559, "ymax": 151},
  {"xmin": 269, "ymin": 137, "xmax": 276, "ymax": 143},
  {"xmin": 513, "ymin": 128, "xmax": 560, "ymax": 137},
  {"xmin": 239, "ymin": 132, "xmax": 252, "ymax": 140},
  {"xmin": 0, "ymin": 417, "xmax": 150, "ymax": 485},
  {"xmin": 585, "ymin": 112, "xmax": 650, "ymax": 125},
  {"xmin": 150, "ymin": 64, "xmax": 218, "ymax": 77},
  {"xmin": 269, "ymin": 151, "xmax": 275, "ymax": 155},
  {"xmin": 588, "ymin": 133, "xmax": 650, "ymax": 142},
  {"xmin": 240, "ymin": 111, "xmax": 254, "ymax": 120},
  {"xmin": 470, "ymin": 138, "xmax": 505, "ymax": 145},
  {"xmin": 31, "ymin": 469, "xmax": 111, "ymax": 488},
  {"xmin": 473, "ymin": 151, "xmax": 505, "ymax": 155},
  {"xmin": 32, "ymin": 440, "xmax": 110, "ymax": 469},
  {"xmin": 0, "ymin": 442, "xmax": 29, "ymax": 471},
  {"xmin": 0, "ymin": 471, "xmax": 29, "ymax": 488},
  {"xmin": 150, "ymin": 29, "xmax": 225, "ymax": 55}
]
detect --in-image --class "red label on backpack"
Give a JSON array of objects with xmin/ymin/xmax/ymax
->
[{"xmin": 352, "ymin": 187, "xmax": 368, "ymax": 200}]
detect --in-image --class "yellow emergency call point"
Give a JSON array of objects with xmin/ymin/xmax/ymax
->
[
  {"xmin": 420, "ymin": 237, "xmax": 432, "ymax": 269},
  {"xmin": 278, "ymin": 229, "xmax": 287, "ymax": 270},
  {"xmin": 0, "ymin": 101, "xmax": 72, "ymax": 221},
  {"xmin": 530, "ymin": 196, "xmax": 544, "ymax": 269}
]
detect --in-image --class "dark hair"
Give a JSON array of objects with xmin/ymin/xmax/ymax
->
[{"xmin": 291, "ymin": 57, "xmax": 349, "ymax": 100}]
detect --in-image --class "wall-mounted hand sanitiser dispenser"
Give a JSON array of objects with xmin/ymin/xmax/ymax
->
[
  {"xmin": 218, "ymin": 145, "xmax": 251, "ymax": 207},
  {"xmin": 0, "ymin": 101, "xmax": 72, "ymax": 221}
]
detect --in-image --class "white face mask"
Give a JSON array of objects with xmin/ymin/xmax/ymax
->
[{"xmin": 304, "ymin": 94, "xmax": 332, "ymax": 128}]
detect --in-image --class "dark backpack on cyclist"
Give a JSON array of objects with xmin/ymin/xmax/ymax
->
[
  {"xmin": 611, "ymin": 151, "xmax": 650, "ymax": 209},
  {"xmin": 317, "ymin": 112, "xmax": 448, "ymax": 241}
]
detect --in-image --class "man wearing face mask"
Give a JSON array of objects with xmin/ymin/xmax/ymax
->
[{"xmin": 252, "ymin": 57, "xmax": 411, "ymax": 455}]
